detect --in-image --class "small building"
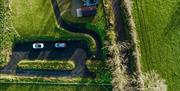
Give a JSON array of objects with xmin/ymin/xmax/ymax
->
[
  {"xmin": 76, "ymin": 6, "xmax": 97, "ymax": 17},
  {"xmin": 81, "ymin": 0, "xmax": 98, "ymax": 6}
]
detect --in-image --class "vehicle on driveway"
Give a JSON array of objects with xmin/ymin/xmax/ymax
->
[
  {"xmin": 55, "ymin": 43, "xmax": 66, "ymax": 48},
  {"xmin": 32, "ymin": 43, "xmax": 44, "ymax": 49}
]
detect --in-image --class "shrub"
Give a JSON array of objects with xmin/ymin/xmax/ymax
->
[
  {"xmin": 128, "ymin": 71, "xmax": 167, "ymax": 91},
  {"xmin": 17, "ymin": 60, "xmax": 75, "ymax": 71},
  {"xmin": 143, "ymin": 71, "xmax": 167, "ymax": 91},
  {"xmin": 86, "ymin": 60, "xmax": 112, "ymax": 83},
  {"xmin": 86, "ymin": 60, "xmax": 107, "ymax": 72}
]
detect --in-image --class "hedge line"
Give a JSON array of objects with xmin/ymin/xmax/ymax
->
[
  {"xmin": 0, "ymin": 74, "xmax": 112, "ymax": 84},
  {"xmin": 17, "ymin": 60, "xmax": 75, "ymax": 71},
  {"xmin": 0, "ymin": 0, "xmax": 16, "ymax": 68}
]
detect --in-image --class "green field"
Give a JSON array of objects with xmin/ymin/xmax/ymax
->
[
  {"xmin": 0, "ymin": 83, "xmax": 112, "ymax": 91},
  {"xmin": 133, "ymin": 0, "xmax": 180, "ymax": 90}
]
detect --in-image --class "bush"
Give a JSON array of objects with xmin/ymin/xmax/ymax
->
[
  {"xmin": 86, "ymin": 60, "xmax": 112, "ymax": 83},
  {"xmin": 128, "ymin": 71, "xmax": 167, "ymax": 91},
  {"xmin": 86, "ymin": 60, "xmax": 107, "ymax": 72},
  {"xmin": 17, "ymin": 60, "xmax": 75, "ymax": 71},
  {"xmin": 143, "ymin": 71, "xmax": 167, "ymax": 91}
]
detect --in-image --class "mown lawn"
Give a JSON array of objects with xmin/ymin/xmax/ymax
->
[
  {"xmin": 10, "ymin": 0, "xmax": 96, "ymax": 51},
  {"xmin": 10, "ymin": 0, "xmax": 95, "ymax": 43},
  {"xmin": 0, "ymin": 83, "xmax": 112, "ymax": 91},
  {"xmin": 11, "ymin": 0, "xmax": 57, "ymax": 37},
  {"xmin": 133, "ymin": 0, "xmax": 180, "ymax": 90}
]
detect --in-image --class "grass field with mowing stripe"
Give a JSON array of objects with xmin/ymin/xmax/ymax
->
[
  {"xmin": 133, "ymin": 0, "xmax": 180, "ymax": 90},
  {"xmin": 10, "ymin": 0, "xmax": 95, "ymax": 44},
  {"xmin": 10, "ymin": 0, "xmax": 57, "ymax": 37}
]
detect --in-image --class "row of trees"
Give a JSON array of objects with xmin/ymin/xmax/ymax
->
[
  {"xmin": 103, "ymin": 0, "xmax": 129, "ymax": 90},
  {"xmin": 103, "ymin": 0, "xmax": 167, "ymax": 91}
]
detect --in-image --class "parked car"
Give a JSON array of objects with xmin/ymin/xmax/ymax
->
[
  {"xmin": 32, "ymin": 43, "xmax": 44, "ymax": 49},
  {"xmin": 55, "ymin": 43, "xmax": 66, "ymax": 48}
]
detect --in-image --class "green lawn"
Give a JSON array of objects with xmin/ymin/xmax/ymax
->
[
  {"xmin": 133, "ymin": 0, "xmax": 180, "ymax": 90},
  {"xmin": 0, "ymin": 83, "xmax": 112, "ymax": 91},
  {"xmin": 10, "ymin": 0, "xmax": 95, "ymax": 45},
  {"xmin": 10, "ymin": 0, "xmax": 97, "ymax": 52},
  {"xmin": 11, "ymin": 0, "xmax": 57, "ymax": 37}
]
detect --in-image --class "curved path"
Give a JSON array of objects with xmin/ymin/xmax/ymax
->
[{"xmin": 51, "ymin": 0, "xmax": 102, "ymax": 58}]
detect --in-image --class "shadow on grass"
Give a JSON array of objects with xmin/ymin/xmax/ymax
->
[{"xmin": 164, "ymin": 2, "xmax": 180, "ymax": 38}]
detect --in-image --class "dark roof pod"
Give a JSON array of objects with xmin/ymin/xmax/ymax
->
[{"xmin": 76, "ymin": 6, "xmax": 97, "ymax": 17}]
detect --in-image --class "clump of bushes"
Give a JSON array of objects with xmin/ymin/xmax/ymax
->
[{"xmin": 17, "ymin": 60, "xmax": 75, "ymax": 71}]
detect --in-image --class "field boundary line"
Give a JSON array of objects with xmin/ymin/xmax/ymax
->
[
  {"xmin": 121, "ymin": 0, "xmax": 145, "ymax": 90},
  {"xmin": 0, "ymin": 81, "xmax": 112, "ymax": 86}
]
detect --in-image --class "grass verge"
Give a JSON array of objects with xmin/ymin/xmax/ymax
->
[
  {"xmin": 0, "ymin": 83, "xmax": 112, "ymax": 91},
  {"xmin": 0, "ymin": 73, "xmax": 111, "ymax": 84}
]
